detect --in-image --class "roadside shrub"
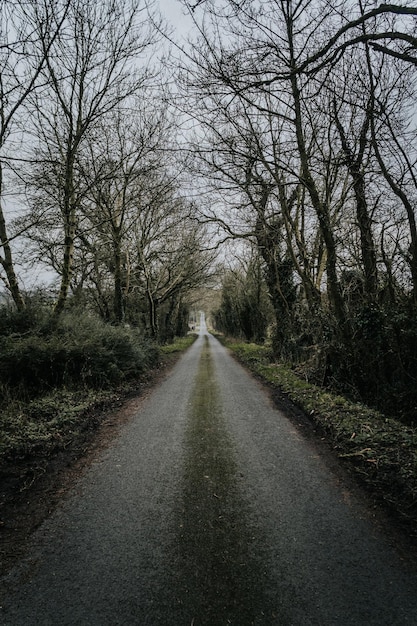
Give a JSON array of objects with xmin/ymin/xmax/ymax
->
[
  {"xmin": 295, "ymin": 300, "xmax": 417, "ymax": 425},
  {"xmin": 0, "ymin": 302, "xmax": 49, "ymax": 336},
  {"xmin": 0, "ymin": 310, "xmax": 160, "ymax": 396},
  {"xmin": 0, "ymin": 388, "xmax": 110, "ymax": 462}
]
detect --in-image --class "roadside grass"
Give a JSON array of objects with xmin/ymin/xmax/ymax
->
[
  {"xmin": 0, "ymin": 334, "xmax": 198, "ymax": 472},
  {"xmin": 0, "ymin": 388, "xmax": 119, "ymax": 465},
  {"xmin": 223, "ymin": 338, "xmax": 417, "ymax": 535},
  {"xmin": 159, "ymin": 334, "xmax": 198, "ymax": 354}
]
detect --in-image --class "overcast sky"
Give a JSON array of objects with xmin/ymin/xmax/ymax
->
[{"xmin": 157, "ymin": 0, "xmax": 195, "ymax": 38}]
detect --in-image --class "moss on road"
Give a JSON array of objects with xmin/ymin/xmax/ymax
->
[{"xmin": 176, "ymin": 336, "xmax": 277, "ymax": 625}]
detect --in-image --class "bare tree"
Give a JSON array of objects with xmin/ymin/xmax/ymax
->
[
  {"xmin": 76, "ymin": 102, "xmax": 174, "ymax": 324},
  {"xmin": 181, "ymin": 0, "xmax": 417, "ymax": 302},
  {"xmin": 0, "ymin": 0, "xmax": 70, "ymax": 309},
  {"xmin": 29, "ymin": 0, "xmax": 161, "ymax": 317},
  {"xmin": 132, "ymin": 185, "xmax": 215, "ymax": 339},
  {"xmin": 180, "ymin": 0, "xmax": 354, "ymax": 336}
]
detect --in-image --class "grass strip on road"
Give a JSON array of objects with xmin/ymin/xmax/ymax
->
[{"xmin": 176, "ymin": 336, "xmax": 277, "ymax": 624}]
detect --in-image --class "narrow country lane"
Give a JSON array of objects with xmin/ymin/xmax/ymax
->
[{"xmin": 2, "ymin": 316, "xmax": 417, "ymax": 625}]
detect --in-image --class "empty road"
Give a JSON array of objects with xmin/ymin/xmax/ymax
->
[{"xmin": 2, "ymin": 316, "xmax": 417, "ymax": 625}]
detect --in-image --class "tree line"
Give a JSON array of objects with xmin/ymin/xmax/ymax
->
[
  {"xmin": 2, "ymin": 0, "xmax": 417, "ymax": 421},
  {"xmin": 179, "ymin": 0, "xmax": 417, "ymax": 421}
]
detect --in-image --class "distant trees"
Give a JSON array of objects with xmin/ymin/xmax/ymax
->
[
  {"xmin": 134, "ymin": 195, "xmax": 215, "ymax": 340},
  {"xmin": 214, "ymin": 249, "xmax": 274, "ymax": 343},
  {"xmin": 25, "ymin": 92, "xmax": 213, "ymax": 338}
]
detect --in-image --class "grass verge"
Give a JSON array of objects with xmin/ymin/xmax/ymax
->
[
  {"xmin": 223, "ymin": 339, "xmax": 417, "ymax": 538},
  {"xmin": 159, "ymin": 334, "xmax": 198, "ymax": 355}
]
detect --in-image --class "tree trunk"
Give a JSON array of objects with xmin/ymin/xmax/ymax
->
[
  {"xmin": 114, "ymin": 237, "xmax": 125, "ymax": 324},
  {"xmin": 53, "ymin": 209, "xmax": 76, "ymax": 317},
  {"xmin": 290, "ymin": 71, "xmax": 348, "ymax": 334},
  {"xmin": 278, "ymin": 180, "xmax": 322, "ymax": 311},
  {"xmin": 352, "ymin": 173, "xmax": 378, "ymax": 298},
  {"xmin": 0, "ymin": 165, "xmax": 25, "ymax": 311},
  {"xmin": 147, "ymin": 291, "xmax": 158, "ymax": 339},
  {"xmin": 255, "ymin": 216, "xmax": 296, "ymax": 355},
  {"xmin": 164, "ymin": 295, "xmax": 180, "ymax": 343},
  {"xmin": 333, "ymin": 104, "xmax": 378, "ymax": 300},
  {"xmin": 53, "ymin": 148, "xmax": 78, "ymax": 318}
]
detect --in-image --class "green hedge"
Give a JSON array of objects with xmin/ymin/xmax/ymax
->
[{"xmin": 0, "ymin": 311, "xmax": 160, "ymax": 395}]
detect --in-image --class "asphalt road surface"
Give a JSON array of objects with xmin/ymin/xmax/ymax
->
[{"xmin": 2, "ymin": 316, "xmax": 417, "ymax": 625}]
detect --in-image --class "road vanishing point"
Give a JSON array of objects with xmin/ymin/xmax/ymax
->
[{"xmin": 2, "ymin": 314, "xmax": 417, "ymax": 625}]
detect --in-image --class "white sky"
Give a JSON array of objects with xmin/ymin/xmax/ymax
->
[{"xmin": 157, "ymin": 0, "xmax": 194, "ymax": 37}]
